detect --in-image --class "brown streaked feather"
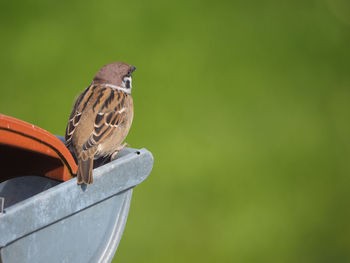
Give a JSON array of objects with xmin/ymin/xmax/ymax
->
[
  {"xmin": 81, "ymin": 89, "xmax": 128, "ymax": 153},
  {"xmin": 65, "ymin": 112, "xmax": 81, "ymax": 147},
  {"xmin": 65, "ymin": 85, "xmax": 96, "ymax": 147}
]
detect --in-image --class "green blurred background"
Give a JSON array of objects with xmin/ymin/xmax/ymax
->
[{"xmin": 1, "ymin": 0, "xmax": 350, "ymax": 262}]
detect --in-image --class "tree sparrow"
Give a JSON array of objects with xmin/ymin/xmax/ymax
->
[{"xmin": 65, "ymin": 62, "xmax": 135, "ymax": 184}]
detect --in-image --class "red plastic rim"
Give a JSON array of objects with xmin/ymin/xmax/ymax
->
[{"xmin": 0, "ymin": 114, "xmax": 77, "ymax": 182}]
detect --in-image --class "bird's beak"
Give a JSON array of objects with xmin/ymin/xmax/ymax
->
[{"xmin": 130, "ymin": 66, "xmax": 136, "ymax": 73}]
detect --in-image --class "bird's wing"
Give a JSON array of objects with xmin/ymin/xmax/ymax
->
[
  {"xmin": 81, "ymin": 88, "xmax": 128, "ymax": 153},
  {"xmin": 65, "ymin": 85, "xmax": 92, "ymax": 148}
]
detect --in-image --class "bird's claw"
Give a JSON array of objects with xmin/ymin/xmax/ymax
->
[{"xmin": 110, "ymin": 142, "xmax": 128, "ymax": 160}]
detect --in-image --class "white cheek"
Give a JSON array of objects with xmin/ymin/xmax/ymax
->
[{"xmin": 123, "ymin": 76, "xmax": 132, "ymax": 89}]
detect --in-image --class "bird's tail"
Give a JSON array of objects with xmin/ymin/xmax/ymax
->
[{"xmin": 77, "ymin": 155, "xmax": 94, "ymax": 184}]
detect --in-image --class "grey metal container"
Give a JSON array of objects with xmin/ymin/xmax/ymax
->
[{"xmin": 0, "ymin": 147, "xmax": 153, "ymax": 263}]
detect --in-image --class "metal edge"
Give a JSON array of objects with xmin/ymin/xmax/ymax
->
[
  {"xmin": 96, "ymin": 189, "xmax": 133, "ymax": 263},
  {"xmin": 0, "ymin": 148, "xmax": 153, "ymax": 247}
]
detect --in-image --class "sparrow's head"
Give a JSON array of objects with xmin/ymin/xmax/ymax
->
[{"xmin": 93, "ymin": 62, "xmax": 136, "ymax": 93}]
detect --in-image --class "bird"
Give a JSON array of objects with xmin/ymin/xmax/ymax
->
[{"xmin": 65, "ymin": 62, "xmax": 135, "ymax": 184}]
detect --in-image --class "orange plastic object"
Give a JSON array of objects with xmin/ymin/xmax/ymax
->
[{"xmin": 0, "ymin": 114, "xmax": 77, "ymax": 182}]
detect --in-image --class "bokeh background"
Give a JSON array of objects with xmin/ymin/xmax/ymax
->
[{"xmin": 1, "ymin": 0, "xmax": 350, "ymax": 262}]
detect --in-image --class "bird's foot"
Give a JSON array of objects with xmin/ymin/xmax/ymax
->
[{"xmin": 110, "ymin": 143, "xmax": 128, "ymax": 160}]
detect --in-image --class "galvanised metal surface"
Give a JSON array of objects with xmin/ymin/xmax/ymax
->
[{"xmin": 0, "ymin": 147, "xmax": 153, "ymax": 263}]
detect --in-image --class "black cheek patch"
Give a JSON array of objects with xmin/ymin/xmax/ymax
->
[{"xmin": 125, "ymin": 80, "xmax": 131, "ymax": 89}]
